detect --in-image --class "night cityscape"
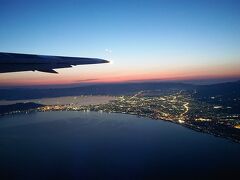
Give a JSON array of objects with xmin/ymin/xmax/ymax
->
[{"xmin": 30, "ymin": 89, "xmax": 240, "ymax": 143}]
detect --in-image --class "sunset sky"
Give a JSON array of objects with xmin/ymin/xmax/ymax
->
[{"xmin": 0, "ymin": 0, "xmax": 240, "ymax": 87}]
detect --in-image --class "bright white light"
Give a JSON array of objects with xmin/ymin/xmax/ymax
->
[
  {"xmin": 109, "ymin": 60, "xmax": 114, "ymax": 64},
  {"xmin": 178, "ymin": 120, "xmax": 185, "ymax": 124}
]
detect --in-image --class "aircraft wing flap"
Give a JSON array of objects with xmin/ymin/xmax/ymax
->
[{"xmin": 36, "ymin": 69, "xmax": 58, "ymax": 74}]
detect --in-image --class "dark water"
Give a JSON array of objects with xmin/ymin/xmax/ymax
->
[{"xmin": 0, "ymin": 111, "xmax": 239, "ymax": 180}]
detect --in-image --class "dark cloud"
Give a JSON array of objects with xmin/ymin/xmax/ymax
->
[{"xmin": 75, "ymin": 79, "xmax": 99, "ymax": 82}]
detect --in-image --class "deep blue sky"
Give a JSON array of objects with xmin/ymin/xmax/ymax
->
[{"xmin": 0, "ymin": 0, "xmax": 240, "ymax": 86}]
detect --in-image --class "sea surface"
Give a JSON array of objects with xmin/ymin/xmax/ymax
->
[
  {"xmin": 0, "ymin": 111, "xmax": 239, "ymax": 179},
  {"xmin": 0, "ymin": 95, "xmax": 115, "ymax": 105}
]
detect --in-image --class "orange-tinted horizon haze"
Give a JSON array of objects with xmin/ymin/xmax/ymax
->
[{"xmin": 0, "ymin": 0, "xmax": 240, "ymax": 87}]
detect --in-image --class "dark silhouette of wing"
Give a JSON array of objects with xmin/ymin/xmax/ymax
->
[{"xmin": 0, "ymin": 52, "xmax": 109, "ymax": 74}]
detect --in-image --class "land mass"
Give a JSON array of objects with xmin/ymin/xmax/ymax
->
[{"xmin": 0, "ymin": 102, "xmax": 44, "ymax": 115}]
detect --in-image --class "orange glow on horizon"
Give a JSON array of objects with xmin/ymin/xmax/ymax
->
[
  {"xmin": 1, "ymin": 71, "xmax": 239, "ymax": 87},
  {"xmin": 0, "ymin": 61, "xmax": 240, "ymax": 87}
]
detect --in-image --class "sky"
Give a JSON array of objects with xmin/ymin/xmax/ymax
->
[{"xmin": 0, "ymin": 0, "xmax": 240, "ymax": 87}]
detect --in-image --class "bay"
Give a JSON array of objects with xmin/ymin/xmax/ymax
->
[{"xmin": 0, "ymin": 111, "xmax": 239, "ymax": 179}]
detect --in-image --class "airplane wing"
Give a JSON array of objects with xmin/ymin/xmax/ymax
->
[{"xmin": 0, "ymin": 52, "xmax": 109, "ymax": 74}]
